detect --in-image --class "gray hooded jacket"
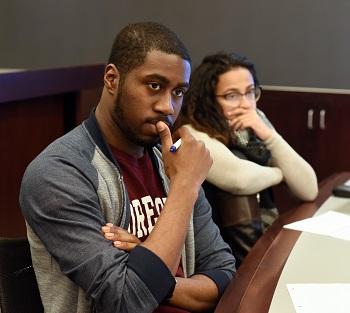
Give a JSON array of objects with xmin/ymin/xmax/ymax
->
[{"xmin": 20, "ymin": 112, "xmax": 236, "ymax": 313}]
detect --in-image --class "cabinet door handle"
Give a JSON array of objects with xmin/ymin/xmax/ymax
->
[
  {"xmin": 320, "ymin": 109, "xmax": 326, "ymax": 129},
  {"xmin": 307, "ymin": 109, "xmax": 314, "ymax": 129}
]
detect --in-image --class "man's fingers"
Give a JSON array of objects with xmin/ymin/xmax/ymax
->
[
  {"xmin": 176, "ymin": 125, "xmax": 191, "ymax": 138},
  {"xmin": 156, "ymin": 121, "xmax": 173, "ymax": 151},
  {"xmin": 103, "ymin": 226, "xmax": 140, "ymax": 243},
  {"xmin": 104, "ymin": 231, "xmax": 140, "ymax": 243},
  {"xmin": 104, "ymin": 232, "xmax": 117, "ymax": 240},
  {"xmin": 102, "ymin": 224, "xmax": 140, "ymax": 252},
  {"xmin": 113, "ymin": 241, "xmax": 138, "ymax": 252}
]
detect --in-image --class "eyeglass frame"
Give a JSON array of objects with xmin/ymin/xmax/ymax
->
[{"xmin": 215, "ymin": 86, "xmax": 262, "ymax": 104}]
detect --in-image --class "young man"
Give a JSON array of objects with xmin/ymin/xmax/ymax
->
[{"xmin": 20, "ymin": 22, "xmax": 236, "ymax": 313}]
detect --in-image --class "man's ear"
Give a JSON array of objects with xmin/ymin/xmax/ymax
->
[{"xmin": 104, "ymin": 64, "xmax": 120, "ymax": 95}]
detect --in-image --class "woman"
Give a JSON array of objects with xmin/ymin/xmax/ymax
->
[{"xmin": 176, "ymin": 52, "xmax": 318, "ymax": 265}]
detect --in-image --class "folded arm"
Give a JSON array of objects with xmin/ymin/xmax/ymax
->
[
  {"xmin": 102, "ymin": 227, "xmax": 219, "ymax": 312},
  {"xmin": 102, "ymin": 187, "xmax": 235, "ymax": 312}
]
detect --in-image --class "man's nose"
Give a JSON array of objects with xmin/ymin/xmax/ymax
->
[{"xmin": 155, "ymin": 93, "xmax": 175, "ymax": 115}]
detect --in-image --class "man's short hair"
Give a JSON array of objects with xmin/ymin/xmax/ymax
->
[{"xmin": 108, "ymin": 22, "xmax": 191, "ymax": 76}]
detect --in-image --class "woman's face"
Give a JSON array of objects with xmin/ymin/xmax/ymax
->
[{"xmin": 215, "ymin": 67, "xmax": 257, "ymax": 120}]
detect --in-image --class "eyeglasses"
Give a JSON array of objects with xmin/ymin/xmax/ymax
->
[{"xmin": 216, "ymin": 87, "xmax": 261, "ymax": 104}]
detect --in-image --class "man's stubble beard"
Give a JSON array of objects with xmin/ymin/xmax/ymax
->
[{"xmin": 113, "ymin": 89, "xmax": 160, "ymax": 148}]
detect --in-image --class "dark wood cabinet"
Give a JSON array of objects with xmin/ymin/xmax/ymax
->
[
  {"xmin": 258, "ymin": 88, "xmax": 350, "ymax": 210},
  {"xmin": 259, "ymin": 89, "xmax": 350, "ymax": 181}
]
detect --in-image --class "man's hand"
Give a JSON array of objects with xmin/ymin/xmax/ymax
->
[
  {"xmin": 156, "ymin": 121, "xmax": 212, "ymax": 191},
  {"xmin": 228, "ymin": 104, "xmax": 272, "ymax": 141},
  {"xmin": 102, "ymin": 223, "xmax": 141, "ymax": 252},
  {"xmin": 169, "ymin": 274, "xmax": 219, "ymax": 312}
]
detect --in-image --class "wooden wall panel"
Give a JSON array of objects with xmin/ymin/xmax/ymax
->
[
  {"xmin": 75, "ymin": 87, "xmax": 103, "ymax": 124},
  {"xmin": 258, "ymin": 89, "xmax": 350, "ymax": 211},
  {"xmin": 0, "ymin": 97, "xmax": 65, "ymax": 237},
  {"xmin": 259, "ymin": 90, "xmax": 350, "ymax": 181},
  {"xmin": 0, "ymin": 65, "xmax": 104, "ymax": 237}
]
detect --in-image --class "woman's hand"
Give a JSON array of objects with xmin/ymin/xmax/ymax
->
[
  {"xmin": 228, "ymin": 104, "xmax": 272, "ymax": 141},
  {"xmin": 102, "ymin": 223, "xmax": 141, "ymax": 252}
]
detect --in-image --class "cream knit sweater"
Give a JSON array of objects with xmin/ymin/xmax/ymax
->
[{"xmin": 184, "ymin": 124, "xmax": 318, "ymax": 201}]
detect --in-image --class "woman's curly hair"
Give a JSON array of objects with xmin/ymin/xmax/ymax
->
[{"xmin": 176, "ymin": 52, "xmax": 259, "ymax": 146}]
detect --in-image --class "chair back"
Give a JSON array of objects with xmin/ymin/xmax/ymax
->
[{"xmin": 0, "ymin": 237, "xmax": 43, "ymax": 313}]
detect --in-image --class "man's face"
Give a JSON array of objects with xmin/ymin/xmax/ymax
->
[{"xmin": 112, "ymin": 50, "xmax": 191, "ymax": 147}]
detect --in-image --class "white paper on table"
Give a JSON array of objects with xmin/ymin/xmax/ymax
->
[
  {"xmin": 344, "ymin": 179, "xmax": 350, "ymax": 187},
  {"xmin": 287, "ymin": 284, "xmax": 350, "ymax": 313},
  {"xmin": 283, "ymin": 211, "xmax": 350, "ymax": 241}
]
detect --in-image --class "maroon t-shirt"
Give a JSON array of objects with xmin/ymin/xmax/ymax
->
[
  {"xmin": 111, "ymin": 147, "xmax": 189, "ymax": 313},
  {"xmin": 112, "ymin": 146, "xmax": 166, "ymax": 242}
]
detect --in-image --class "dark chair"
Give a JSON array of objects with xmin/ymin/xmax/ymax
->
[
  {"xmin": 0, "ymin": 237, "xmax": 43, "ymax": 313},
  {"xmin": 202, "ymin": 181, "xmax": 263, "ymax": 267}
]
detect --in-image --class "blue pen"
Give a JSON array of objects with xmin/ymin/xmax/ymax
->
[{"xmin": 169, "ymin": 139, "xmax": 182, "ymax": 153}]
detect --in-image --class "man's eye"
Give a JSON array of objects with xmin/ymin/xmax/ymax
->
[
  {"xmin": 173, "ymin": 89, "xmax": 185, "ymax": 97},
  {"xmin": 148, "ymin": 82, "xmax": 161, "ymax": 90}
]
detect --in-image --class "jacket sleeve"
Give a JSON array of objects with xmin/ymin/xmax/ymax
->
[
  {"xmin": 20, "ymin": 152, "xmax": 175, "ymax": 313},
  {"xmin": 192, "ymin": 188, "xmax": 236, "ymax": 296}
]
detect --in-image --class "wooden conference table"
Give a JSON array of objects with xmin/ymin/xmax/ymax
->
[{"xmin": 214, "ymin": 172, "xmax": 350, "ymax": 313}]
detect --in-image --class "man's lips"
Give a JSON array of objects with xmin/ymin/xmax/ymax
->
[{"xmin": 147, "ymin": 116, "xmax": 173, "ymax": 129}]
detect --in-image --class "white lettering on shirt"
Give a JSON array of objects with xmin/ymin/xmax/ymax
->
[
  {"xmin": 131, "ymin": 199, "xmax": 147, "ymax": 238},
  {"xmin": 128, "ymin": 195, "xmax": 166, "ymax": 240}
]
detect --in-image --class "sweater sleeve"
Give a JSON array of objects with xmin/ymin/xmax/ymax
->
[
  {"xmin": 264, "ymin": 131, "xmax": 318, "ymax": 201},
  {"xmin": 184, "ymin": 125, "xmax": 283, "ymax": 195}
]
